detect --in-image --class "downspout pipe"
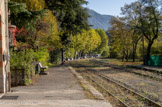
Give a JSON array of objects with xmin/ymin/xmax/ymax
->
[{"xmin": 4, "ymin": 0, "xmax": 10, "ymax": 93}]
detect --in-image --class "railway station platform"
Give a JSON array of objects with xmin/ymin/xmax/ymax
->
[{"xmin": 0, "ymin": 66, "xmax": 112, "ymax": 107}]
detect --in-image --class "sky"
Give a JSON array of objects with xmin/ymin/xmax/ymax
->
[{"xmin": 84, "ymin": 0, "xmax": 137, "ymax": 16}]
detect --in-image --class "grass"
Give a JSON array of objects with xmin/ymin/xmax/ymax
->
[
  {"xmin": 71, "ymin": 67, "xmax": 97, "ymax": 99},
  {"xmin": 30, "ymin": 74, "xmax": 39, "ymax": 85},
  {"xmin": 79, "ymin": 80, "xmax": 97, "ymax": 99},
  {"xmin": 138, "ymin": 82, "xmax": 146, "ymax": 86}
]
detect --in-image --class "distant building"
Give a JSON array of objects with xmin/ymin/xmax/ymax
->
[{"xmin": 0, "ymin": 0, "xmax": 10, "ymax": 93}]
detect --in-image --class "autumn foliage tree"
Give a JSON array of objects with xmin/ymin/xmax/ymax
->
[
  {"xmin": 11, "ymin": 0, "xmax": 45, "ymax": 11},
  {"xmin": 109, "ymin": 18, "xmax": 132, "ymax": 61},
  {"xmin": 9, "ymin": 0, "xmax": 60, "ymax": 63},
  {"xmin": 109, "ymin": 0, "xmax": 161, "ymax": 63},
  {"xmin": 96, "ymin": 29, "xmax": 109, "ymax": 55},
  {"xmin": 39, "ymin": 10, "xmax": 61, "ymax": 50},
  {"xmin": 45, "ymin": 0, "xmax": 90, "ymax": 46},
  {"xmin": 136, "ymin": 0, "xmax": 161, "ymax": 64},
  {"xmin": 64, "ymin": 29, "xmax": 101, "ymax": 58}
]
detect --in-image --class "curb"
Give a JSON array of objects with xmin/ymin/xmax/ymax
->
[{"xmin": 68, "ymin": 66, "xmax": 105, "ymax": 100}]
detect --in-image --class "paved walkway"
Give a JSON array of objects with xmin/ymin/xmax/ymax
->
[{"xmin": 0, "ymin": 66, "xmax": 111, "ymax": 107}]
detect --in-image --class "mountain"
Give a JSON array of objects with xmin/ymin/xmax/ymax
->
[{"xmin": 87, "ymin": 9, "xmax": 113, "ymax": 31}]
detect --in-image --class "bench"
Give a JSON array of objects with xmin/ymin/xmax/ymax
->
[{"xmin": 38, "ymin": 63, "xmax": 48, "ymax": 75}]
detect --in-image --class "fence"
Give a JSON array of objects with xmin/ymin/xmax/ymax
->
[
  {"xmin": 11, "ymin": 62, "xmax": 40, "ymax": 87},
  {"xmin": 11, "ymin": 68, "xmax": 25, "ymax": 87},
  {"xmin": 148, "ymin": 55, "xmax": 162, "ymax": 66}
]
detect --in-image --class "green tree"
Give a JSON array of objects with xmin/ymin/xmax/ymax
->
[
  {"xmin": 45, "ymin": 0, "xmax": 90, "ymax": 42},
  {"xmin": 9, "ymin": 1, "xmax": 44, "ymax": 29},
  {"xmin": 64, "ymin": 29, "xmax": 101, "ymax": 58},
  {"xmin": 109, "ymin": 17, "xmax": 132, "ymax": 61},
  {"xmin": 9, "ymin": 1, "xmax": 46, "ymax": 51},
  {"xmin": 121, "ymin": 2, "xmax": 143, "ymax": 62},
  {"xmin": 11, "ymin": 0, "xmax": 45, "ymax": 11},
  {"xmin": 96, "ymin": 29, "xmax": 109, "ymax": 55},
  {"xmin": 135, "ymin": 0, "xmax": 161, "ymax": 64},
  {"xmin": 85, "ymin": 29, "xmax": 101, "ymax": 54},
  {"xmin": 39, "ymin": 10, "xmax": 61, "ymax": 50},
  {"xmin": 9, "ymin": 1, "xmax": 60, "ymax": 63}
]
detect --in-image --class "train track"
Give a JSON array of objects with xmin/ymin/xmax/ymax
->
[
  {"xmin": 92, "ymin": 60, "xmax": 162, "ymax": 81},
  {"xmin": 86, "ymin": 70, "xmax": 162, "ymax": 107},
  {"xmin": 86, "ymin": 75, "xmax": 129, "ymax": 107},
  {"xmin": 69, "ymin": 59, "xmax": 162, "ymax": 106}
]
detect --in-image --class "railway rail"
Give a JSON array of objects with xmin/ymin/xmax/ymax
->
[
  {"xmin": 69, "ymin": 59, "xmax": 162, "ymax": 106},
  {"xmin": 92, "ymin": 60, "xmax": 162, "ymax": 81},
  {"xmin": 98, "ymin": 73, "xmax": 162, "ymax": 107},
  {"xmin": 85, "ymin": 71, "xmax": 162, "ymax": 107},
  {"xmin": 86, "ymin": 76, "xmax": 129, "ymax": 107}
]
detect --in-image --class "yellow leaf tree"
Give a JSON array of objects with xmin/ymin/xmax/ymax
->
[
  {"xmin": 39, "ymin": 10, "xmax": 61, "ymax": 50},
  {"xmin": 11, "ymin": 0, "xmax": 45, "ymax": 11}
]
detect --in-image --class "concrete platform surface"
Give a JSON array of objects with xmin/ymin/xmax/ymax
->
[
  {"xmin": 0, "ymin": 67, "xmax": 112, "ymax": 107},
  {"xmin": 0, "ymin": 100, "xmax": 112, "ymax": 107}
]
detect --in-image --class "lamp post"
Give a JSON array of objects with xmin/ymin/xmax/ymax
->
[
  {"xmin": 61, "ymin": 41, "xmax": 71, "ymax": 65},
  {"xmin": 61, "ymin": 48, "xmax": 65, "ymax": 65}
]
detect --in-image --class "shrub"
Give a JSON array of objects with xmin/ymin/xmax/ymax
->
[
  {"xmin": 33, "ymin": 48, "xmax": 49, "ymax": 66},
  {"xmin": 10, "ymin": 48, "xmax": 49, "ymax": 85},
  {"xmin": 10, "ymin": 49, "xmax": 35, "ymax": 85}
]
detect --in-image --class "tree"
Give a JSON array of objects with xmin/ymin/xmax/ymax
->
[
  {"xmin": 64, "ymin": 29, "xmax": 101, "ymax": 59},
  {"xmin": 45, "ymin": 0, "xmax": 90, "ymax": 41},
  {"xmin": 45, "ymin": 0, "xmax": 90, "ymax": 63},
  {"xmin": 96, "ymin": 29, "xmax": 109, "ymax": 55},
  {"xmin": 39, "ymin": 10, "xmax": 61, "ymax": 50},
  {"xmin": 9, "ymin": 1, "xmax": 61, "ymax": 52},
  {"xmin": 9, "ymin": 1, "xmax": 43, "ymax": 29},
  {"xmin": 135, "ymin": 0, "xmax": 161, "ymax": 64},
  {"xmin": 121, "ymin": 2, "xmax": 142, "ymax": 62},
  {"xmin": 9, "ymin": 1, "xmax": 46, "ymax": 51},
  {"xmin": 69, "ymin": 33, "xmax": 84, "ymax": 58},
  {"xmin": 85, "ymin": 29, "xmax": 101, "ymax": 54},
  {"xmin": 119, "ymin": 0, "xmax": 161, "ymax": 63},
  {"xmin": 11, "ymin": 0, "xmax": 45, "ymax": 11},
  {"xmin": 109, "ymin": 17, "xmax": 132, "ymax": 61},
  {"xmin": 151, "ymin": 40, "xmax": 162, "ymax": 55}
]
